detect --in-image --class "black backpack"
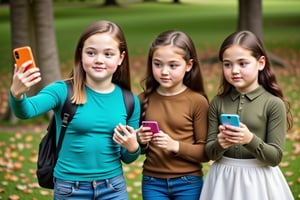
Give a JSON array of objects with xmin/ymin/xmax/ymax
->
[{"xmin": 36, "ymin": 80, "xmax": 134, "ymax": 189}]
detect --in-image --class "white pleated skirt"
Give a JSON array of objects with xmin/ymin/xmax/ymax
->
[{"xmin": 199, "ymin": 157, "xmax": 294, "ymax": 200}]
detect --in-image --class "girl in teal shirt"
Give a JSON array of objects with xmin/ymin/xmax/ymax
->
[{"xmin": 10, "ymin": 20, "xmax": 140, "ymax": 200}]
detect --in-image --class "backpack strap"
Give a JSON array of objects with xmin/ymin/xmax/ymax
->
[
  {"xmin": 121, "ymin": 87, "xmax": 134, "ymax": 123},
  {"xmin": 55, "ymin": 80, "xmax": 77, "ymax": 158}
]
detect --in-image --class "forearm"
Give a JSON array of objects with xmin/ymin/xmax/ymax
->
[
  {"xmin": 244, "ymin": 135, "xmax": 283, "ymax": 166},
  {"xmin": 205, "ymin": 139, "xmax": 226, "ymax": 160},
  {"xmin": 120, "ymin": 147, "xmax": 141, "ymax": 164},
  {"xmin": 176, "ymin": 142, "xmax": 209, "ymax": 162}
]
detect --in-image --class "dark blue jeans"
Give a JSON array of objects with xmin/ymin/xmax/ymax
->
[
  {"xmin": 53, "ymin": 174, "xmax": 128, "ymax": 200},
  {"xmin": 142, "ymin": 175, "xmax": 203, "ymax": 200}
]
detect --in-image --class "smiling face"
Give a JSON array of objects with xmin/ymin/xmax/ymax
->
[
  {"xmin": 81, "ymin": 32, "xmax": 125, "ymax": 86},
  {"xmin": 222, "ymin": 45, "xmax": 265, "ymax": 94},
  {"xmin": 151, "ymin": 45, "xmax": 193, "ymax": 95}
]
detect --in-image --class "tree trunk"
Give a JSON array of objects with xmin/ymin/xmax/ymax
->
[
  {"xmin": 9, "ymin": 0, "xmax": 30, "ymax": 122},
  {"xmin": 237, "ymin": 0, "xmax": 288, "ymax": 67},
  {"xmin": 8, "ymin": 0, "xmax": 60, "ymax": 122},
  {"xmin": 238, "ymin": 0, "xmax": 262, "ymax": 40},
  {"xmin": 32, "ymin": 0, "xmax": 61, "ymax": 90},
  {"xmin": 104, "ymin": 0, "xmax": 118, "ymax": 6},
  {"xmin": 203, "ymin": 0, "xmax": 288, "ymax": 67}
]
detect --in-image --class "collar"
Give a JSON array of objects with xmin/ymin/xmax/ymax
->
[{"xmin": 231, "ymin": 86, "xmax": 265, "ymax": 101}]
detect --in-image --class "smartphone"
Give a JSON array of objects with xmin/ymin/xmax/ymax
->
[
  {"xmin": 142, "ymin": 121, "xmax": 160, "ymax": 133},
  {"xmin": 220, "ymin": 114, "xmax": 240, "ymax": 127},
  {"xmin": 13, "ymin": 46, "xmax": 36, "ymax": 71}
]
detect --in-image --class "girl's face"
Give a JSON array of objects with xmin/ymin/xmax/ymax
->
[
  {"xmin": 81, "ymin": 32, "xmax": 125, "ymax": 85},
  {"xmin": 222, "ymin": 45, "xmax": 265, "ymax": 94},
  {"xmin": 152, "ymin": 45, "xmax": 192, "ymax": 94}
]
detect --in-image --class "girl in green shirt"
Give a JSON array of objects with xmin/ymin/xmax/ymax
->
[{"xmin": 200, "ymin": 30, "xmax": 293, "ymax": 200}]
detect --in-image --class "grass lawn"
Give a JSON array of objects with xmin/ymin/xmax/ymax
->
[{"xmin": 0, "ymin": 0, "xmax": 300, "ymax": 199}]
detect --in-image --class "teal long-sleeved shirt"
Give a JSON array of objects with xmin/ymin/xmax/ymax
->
[{"xmin": 10, "ymin": 80, "xmax": 141, "ymax": 181}]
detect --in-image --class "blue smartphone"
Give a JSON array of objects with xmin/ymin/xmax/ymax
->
[
  {"xmin": 142, "ymin": 121, "xmax": 160, "ymax": 133},
  {"xmin": 220, "ymin": 114, "xmax": 240, "ymax": 127}
]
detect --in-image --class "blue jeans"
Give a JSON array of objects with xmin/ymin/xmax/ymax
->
[
  {"xmin": 142, "ymin": 175, "xmax": 203, "ymax": 200},
  {"xmin": 53, "ymin": 174, "xmax": 128, "ymax": 200}
]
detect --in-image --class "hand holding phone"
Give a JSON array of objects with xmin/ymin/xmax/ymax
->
[
  {"xmin": 142, "ymin": 121, "xmax": 160, "ymax": 133},
  {"xmin": 220, "ymin": 114, "xmax": 240, "ymax": 127},
  {"xmin": 13, "ymin": 46, "xmax": 36, "ymax": 71}
]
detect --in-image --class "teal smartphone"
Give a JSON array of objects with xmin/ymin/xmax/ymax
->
[{"xmin": 220, "ymin": 114, "xmax": 240, "ymax": 127}]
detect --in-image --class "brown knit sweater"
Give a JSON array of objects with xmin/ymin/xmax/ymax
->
[{"xmin": 139, "ymin": 88, "xmax": 209, "ymax": 178}]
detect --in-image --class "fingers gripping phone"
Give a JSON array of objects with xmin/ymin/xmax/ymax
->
[
  {"xmin": 13, "ymin": 46, "xmax": 36, "ymax": 71},
  {"xmin": 220, "ymin": 114, "xmax": 240, "ymax": 127},
  {"xmin": 142, "ymin": 121, "xmax": 160, "ymax": 133}
]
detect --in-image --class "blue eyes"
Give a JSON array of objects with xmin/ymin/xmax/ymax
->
[
  {"xmin": 86, "ymin": 51, "xmax": 96, "ymax": 56},
  {"xmin": 153, "ymin": 63, "xmax": 178, "ymax": 69},
  {"xmin": 153, "ymin": 63, "xmax": 161, "ymax": 67},
  {"xmin": 223, "ymin": 62, "xmax": 248, "ymax": 68},
  {"xmin": 240, "ymin": 62, "xmax": 247, "ymax": 67},
  {"xmin": 105, "ymin": 52, "xmax": 113, "ymax": 57},
  {"xmin": 223, "ymin": 63, "xmax": 231, "ymax": 68},
  {"xmin": 85, "ymin": 51, "xmax": 114, "ymax": 57}
]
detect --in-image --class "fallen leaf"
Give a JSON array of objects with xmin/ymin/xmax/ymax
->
[
  {"xmin": 25, "ymin": 135, "xmax": 33, "ymax": 142},
  {"xmin": 40, "ymin": 190, "xmax": 51, "ymax": 195},
  {"xmin": 285, "ymin": 171, "xmax": 294, "ymax": 176},
  {"xmin": 22, "ymin": 189, "xmax": 33, "ymax": 194},
  {"xmin": 10, "ymin": 175, "xmax": 19, "ymax": 182},
  {"xmin": 9, "ymin": 194, "xmax": 20, "ymax": 200},
  {"xmin": 13, "ymin": 162, "xmax": 22, "ymax": 171},
  {"xmin": 279, "ymin": 161, "xmax": 290, "ymax": 167},
  {"xmin": 1, "ymin": 181, "xmax": 8, "ymax": 186},
  {"xmin": 10, "ymin": 151, "xmax": 18, "ymax": 158},
  {"xmin": 127, "ymin": 186, "xmax": 133, "ymax": 192},
  {"xmin": 126, "ymin": 173, "xmax": 137, "ymax": 179},
  {"xmin": 16, "ymin": 184, "xmax": 27, "ymax": 191}
]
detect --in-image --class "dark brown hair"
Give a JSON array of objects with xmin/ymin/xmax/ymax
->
[
  {"xmin": 140, "ymin": 30, "xmax": 208, "ymax": 120},
  {"xmin": 218, "ymin": 30, "xmax": 292, "ymax": 130},
  {"xmin": 68, "ymin": 20, "xmax": 130, "ymax": 104}
]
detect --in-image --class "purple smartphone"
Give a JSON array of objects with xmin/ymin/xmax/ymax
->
[{"xmin": 142, "ymin": 121, "xmax": 160, "ymax": 133}]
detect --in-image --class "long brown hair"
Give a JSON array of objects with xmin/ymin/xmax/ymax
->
[
  {"xmin": 140, "ymin": 30, "xmax": 208, "ymax": 120},
  {"xmin": 68, "ymin": 20, "xmax": 130, "ymax": 104},
  {"xmin": 218, "ymin": 30, "xmax": 292, "ymax": 130}
]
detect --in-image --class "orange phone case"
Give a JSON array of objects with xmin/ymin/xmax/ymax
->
[{"xmin": 13, "ymin": 46, "xmax": 36, "ymax": 71}]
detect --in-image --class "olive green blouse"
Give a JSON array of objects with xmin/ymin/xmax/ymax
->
[{"xmin": 205, "ymin": 86, "xmax": 287, "ymax": 166}]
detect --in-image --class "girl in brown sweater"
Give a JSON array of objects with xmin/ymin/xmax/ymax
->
[{"xmin": 137, "ymin": 30, "xmax": 209, "ymax": 200}]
